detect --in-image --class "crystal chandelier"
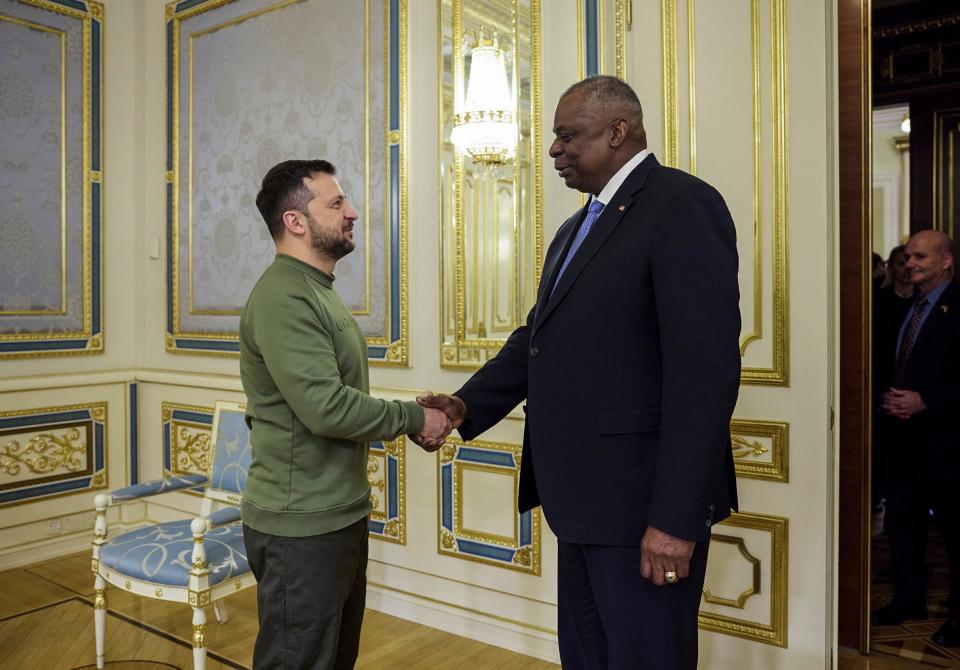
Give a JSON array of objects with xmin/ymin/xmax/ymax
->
[{"xmin": 450, "ymin": 32, "xmax": 518, "ymax": 164}]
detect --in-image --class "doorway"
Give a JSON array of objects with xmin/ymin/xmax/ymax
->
[{"xmin": 840, "ymin": 0, "xmax": 960, "ymax": 665}]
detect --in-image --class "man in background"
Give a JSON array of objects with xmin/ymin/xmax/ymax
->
[
  {"xmin": 240, "ymin": 159, "xmax": 451, "ymax": 669},
  {"xmin": 876, "ymin": 230, "xmax": 960, "ymax": 647}
]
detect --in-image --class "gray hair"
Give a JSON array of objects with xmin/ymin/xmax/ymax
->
[{"xmin": 562, "ymin": 75, "xmax": 644, "ymax": 128}]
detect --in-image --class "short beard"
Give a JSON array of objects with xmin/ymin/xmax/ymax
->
[{"xmin": 307, "ymin": 217, "xmax": 354, "ymax": 260}]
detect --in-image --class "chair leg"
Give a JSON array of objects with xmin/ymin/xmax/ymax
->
[
  {"xmin": 94, "ymin": 574, "xmax": 107, "ymax": 669},
  {"xmin": 192, "ymin": 606, "xmax": 207, "ymax": 670},
  {"xmin": 213, "ymin": 599, "xmax": 229, "ymax": 624}
]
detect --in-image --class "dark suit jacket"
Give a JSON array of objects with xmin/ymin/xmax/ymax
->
[
  {"xmin": 455, "ymin": 155, "xmax": 741, "ymax": 545},
  {"xmin": 876, "ymin": 280, "xmax": 960, "ymax": 462}
]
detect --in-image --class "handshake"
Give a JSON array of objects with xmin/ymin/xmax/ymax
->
[{"xmin": 408, "ymin": 392, "xmax": 466, "ymax": 452}]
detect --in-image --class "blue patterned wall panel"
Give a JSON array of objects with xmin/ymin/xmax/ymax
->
[
  {"xmin": 165, "ymin": 0, "xmax": 408, "ymax": 365},
  {"xmin": 0, "ymin": 0, "xmax": 103, "ymax": 357}
]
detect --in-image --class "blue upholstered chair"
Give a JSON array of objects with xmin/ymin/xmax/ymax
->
[{"xmin": 91, "ymin": 400, "xmax": 254, "ymax": 670}]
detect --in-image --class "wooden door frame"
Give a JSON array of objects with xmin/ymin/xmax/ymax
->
[{"xmin": 838, "ymin": 0, "xmax": 872, "ymax": 654}]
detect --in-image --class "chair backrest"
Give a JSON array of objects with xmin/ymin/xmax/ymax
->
[{"xmin": 205, "ymin": 401, "xmax": 251, "ymax": 503}]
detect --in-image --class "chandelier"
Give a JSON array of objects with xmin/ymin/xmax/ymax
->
[{"xmin": 450, "ymin": 32, "xmax": 518, "ymax": 164}]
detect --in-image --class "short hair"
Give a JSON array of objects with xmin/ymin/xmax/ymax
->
[
  {"xmin": 872, "ymin": 251, "xmax": 883, "ymax": 268},
  {"xmin": 256, "ymin": 159, "xmax": 336, "ymax": 240},
  {"xmin": 562, "ymin": 75, "xmax": 644, "ymax": 130}
]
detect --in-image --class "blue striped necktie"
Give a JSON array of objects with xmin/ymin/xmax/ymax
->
[{"xmin": 551, "ymin": 199, "xmax": 605, "ymax": 295}]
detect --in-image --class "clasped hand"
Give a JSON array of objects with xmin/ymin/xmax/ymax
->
[
  {"xmin": 881, "ymin": 387, "xmax": 926, "ymax": 420},
  {"xmin": 409, "ymin": 392, "xmax": 467, "ymax": 452}
]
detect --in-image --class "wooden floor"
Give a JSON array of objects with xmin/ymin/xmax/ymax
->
[
  {"xmin": 0, "ymin": 551, "xmax": 557, "ymax": 669},
  {"xmin": 0, "ymin": 550, "xmax": 950, "ymax": 669}
]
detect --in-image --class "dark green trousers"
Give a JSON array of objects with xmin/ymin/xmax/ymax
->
[{"xmin": 243, "ymin": 517, "xmax": 368, "ymax": 670}]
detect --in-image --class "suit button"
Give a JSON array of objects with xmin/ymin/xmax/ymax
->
[
  {"xmin": 705, "ymin": 519, "xmax": 712, "ymax": 528},
  {"xmin": 530, "ymin": 347, "xmax": 539, "ymax": 357}
]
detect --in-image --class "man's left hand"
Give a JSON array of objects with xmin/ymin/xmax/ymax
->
[
  {"xmin": 881, "ymin": 388, "xmax": 927, "ymax": 419},
  {"xmin": 640, "ymin": 526, "xmax": 695, "ymax": 586}
]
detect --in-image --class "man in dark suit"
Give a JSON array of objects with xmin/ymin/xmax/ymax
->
[
  {"xmin": 875, "ymin": 230, "xmax": 960, "ymax": 647},
  {"xmin": 415, "ymin": 76, "xmax": 740, "ymax": 669}
]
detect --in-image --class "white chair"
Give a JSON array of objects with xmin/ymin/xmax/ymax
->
[{"xmin": 91, "ymin": 400, "xmax": 254, "ymax": 670}]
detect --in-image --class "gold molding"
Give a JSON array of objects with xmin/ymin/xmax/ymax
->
[
  {"xmin": 0, "ymin": 14, "xmax": 67, "ymax": 318},
  {"xmin": 369, "ymin": 437, "xmax": 406, "ymax": 545},
  {"xmin": 730, "ymin": 418, "xmax": 789, "ymax": 482},
  {"xmin": 0, "ymin": 0, "xmax": 102, "ymax": 358},
  {"xmin": 660, "ymin": 0, "xmax": 678, "ymax": 167},
  {"xmin": 702, "ymin": 533, "xmax": 761, "ymax": 609},
  {"xmin": 167, "ymin": 0, "xmax": 408, "ymax": 364},
  {"xmin": 663, "ymin": 0, "xmax": 789, "ymax": 385},
  {"xmin": 0, "ymin": 402, "xmax": 108, "ymax": 507},
  {"xmin": 438, "ymin": 0, "xmax": 544, "ymax": 370},
  {"xmin": 436, "ymin": 437, "xmax": 541, "ymax": 575},
  {"xmin": 699, "ymin": 511, "xmax": 788, "ymax": 647}
]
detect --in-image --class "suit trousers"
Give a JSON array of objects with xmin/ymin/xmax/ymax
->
[
  {"xmin": 243, "ymin": 517, "xmax": 368, "ymax": 670},
  {"xmin": 557, "ymin": 536, "xmax": 710, "ymax": 670},
  {"xmin": 884, "ymin": 421, "xmax": 960, "ymax": 619}
]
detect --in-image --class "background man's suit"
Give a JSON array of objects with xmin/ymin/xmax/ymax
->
[
  {"xmin": 453, "ymin": 154, "xmax": 741, "ymax": 668},
  {"xmin": 879, "ymin": 280, "xmax": 960, "ymax": 622}
]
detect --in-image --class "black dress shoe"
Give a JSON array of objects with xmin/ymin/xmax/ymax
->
[
  {"xmin": 932, "ymin": 619, "xmax": 960, "ymax": 646},
  {"xmin": 873, "ymin": 603, "xmax": 927, "ymax": 625}
]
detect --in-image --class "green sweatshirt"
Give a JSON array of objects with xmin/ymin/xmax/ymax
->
[{"xmin": 239, "ymin": 254, "xmax": 424, "ymax": 537}]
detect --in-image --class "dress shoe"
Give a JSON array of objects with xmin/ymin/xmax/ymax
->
[
  {"xmin": 932, "ymin": 619, "xmax": 960, "ymax": 646},
  {"xmin": 873, "ymin": 603, "xmax": 927, "ymax": 625}
]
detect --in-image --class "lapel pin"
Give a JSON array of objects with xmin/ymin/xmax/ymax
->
[
  {"xmin": 941, "ymin": 305, "xmax": 950, "ymax": 314},
  {"xmin": 618, "ymin": 204, "xmax": 625, "ymax": 212}
]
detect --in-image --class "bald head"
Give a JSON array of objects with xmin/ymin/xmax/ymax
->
[{"xmin": 904, "ymin": 229, "xmax": 954, "ymax": 293}]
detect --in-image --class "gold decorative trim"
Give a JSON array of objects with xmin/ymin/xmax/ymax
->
[
  {"xmin": 660, "ymin": 0, "xmax": 678, "ymax": 167},
  {"xmin": 167, "ymin": 0, "xmax": 407, "ymax": 364},
  {"xmin": 439, "ymin": 0, "xmax": 543, "ymax": 370},
  {"xmin": 94, "ymin": 587, "xmax": 106, "ymax": 610},
  {"xmin": 615, "ymin": 0, "xmax": 627, "ymax": 79},
  {"xmin": 162, "ymin": 402, "xmax": 213, "ymax": 488},
  {"xmin": 702, "ymin": 533, "xmax": 761, "ymax": 608},
  {"xmin": 369, "ymin": 437, "xmax": 406, "ymax": 544},
  {"xmin": 741, "ymin": 0, "xmax": 788, "ymax": 385},
  {"xmin": 0, "ymin": 0, "xmax": 102, "ymax": 358},
  {"xmin": 0, "ymin": 402, "xmax": 108, "ymax": 506},
  {"xmin": 436, "ymin": 437, "xmax": 541, "ymax": 575},
  {"xmin": 874, "ymin": 14, "xmax": 960, "ymax": 39},
  {"xmin": 699, "ymin": 511, "xmax": 788, "ymax": 647},
  {"xmin": 730, "ymin": 418, "xmax": 789, "ymax": 482},
  {"xmin": 192, "ymin": 622, "xmax": 206, "ymax": 648},
  {"xmin": 662, "ymin": 0, "xmax": 788, "ymax": 385}
]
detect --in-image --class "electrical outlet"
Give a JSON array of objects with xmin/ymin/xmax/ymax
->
[{"xmin": 49, "ymin": 519, "xmax": 62, "ymax": 535}]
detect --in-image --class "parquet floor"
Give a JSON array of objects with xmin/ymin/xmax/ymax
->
[
  {"xmin": 0, "ymin": 549, "xmax": 950, "ymax": 669},
  {"xmin": 0, "ymin": 551, "xmax": 557, "ymax": 669}
]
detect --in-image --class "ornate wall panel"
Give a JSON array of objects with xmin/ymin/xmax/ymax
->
[
  {"xmin": 578, "ymin": 0, "xmax": 628, "ymax": 80},
  {"xmin": 165, "ymin": 0, "xmax": 408, "ymax": 364},
  {"xmin": 368, "ymin": 437, "xmax": 405, "ymax": 544},
  {"xmin": 699, "ymin": 511, "xmax": 788, "ymax": 647},
  {"xmin": 161, "ymin": 402, "xmax": 212, "ymax": 490},
  {"xmin": 437, "ymin": 437, "xmax": 540, "ymax": 575},
  {"xmin": 730, "ymin": 418, "xmax": 788, "ymax": 483},
  {"xmin": 438, "ymin": 0, "xmax": 542, "ymax": 370},
  {"xmin": 0, "ymin": 402, "xmax": 107, "ymax": 505},
  {"xmin": 659, "ymin": 0, "xmax": 788, "ymax": 385},
  {"xmin": 0, "ymin": 0, "xmax": 103, "ymax": 358}
]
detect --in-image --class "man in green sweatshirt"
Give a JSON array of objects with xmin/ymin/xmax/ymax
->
[{"xmin": 240, "ymin": 159, "xmax": 450, "ymax": 669}]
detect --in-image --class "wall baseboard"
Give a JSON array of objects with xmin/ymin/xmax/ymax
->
[{"xmin": 366, "ymin": 584, "xmax": 560, "ymax": 664}]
